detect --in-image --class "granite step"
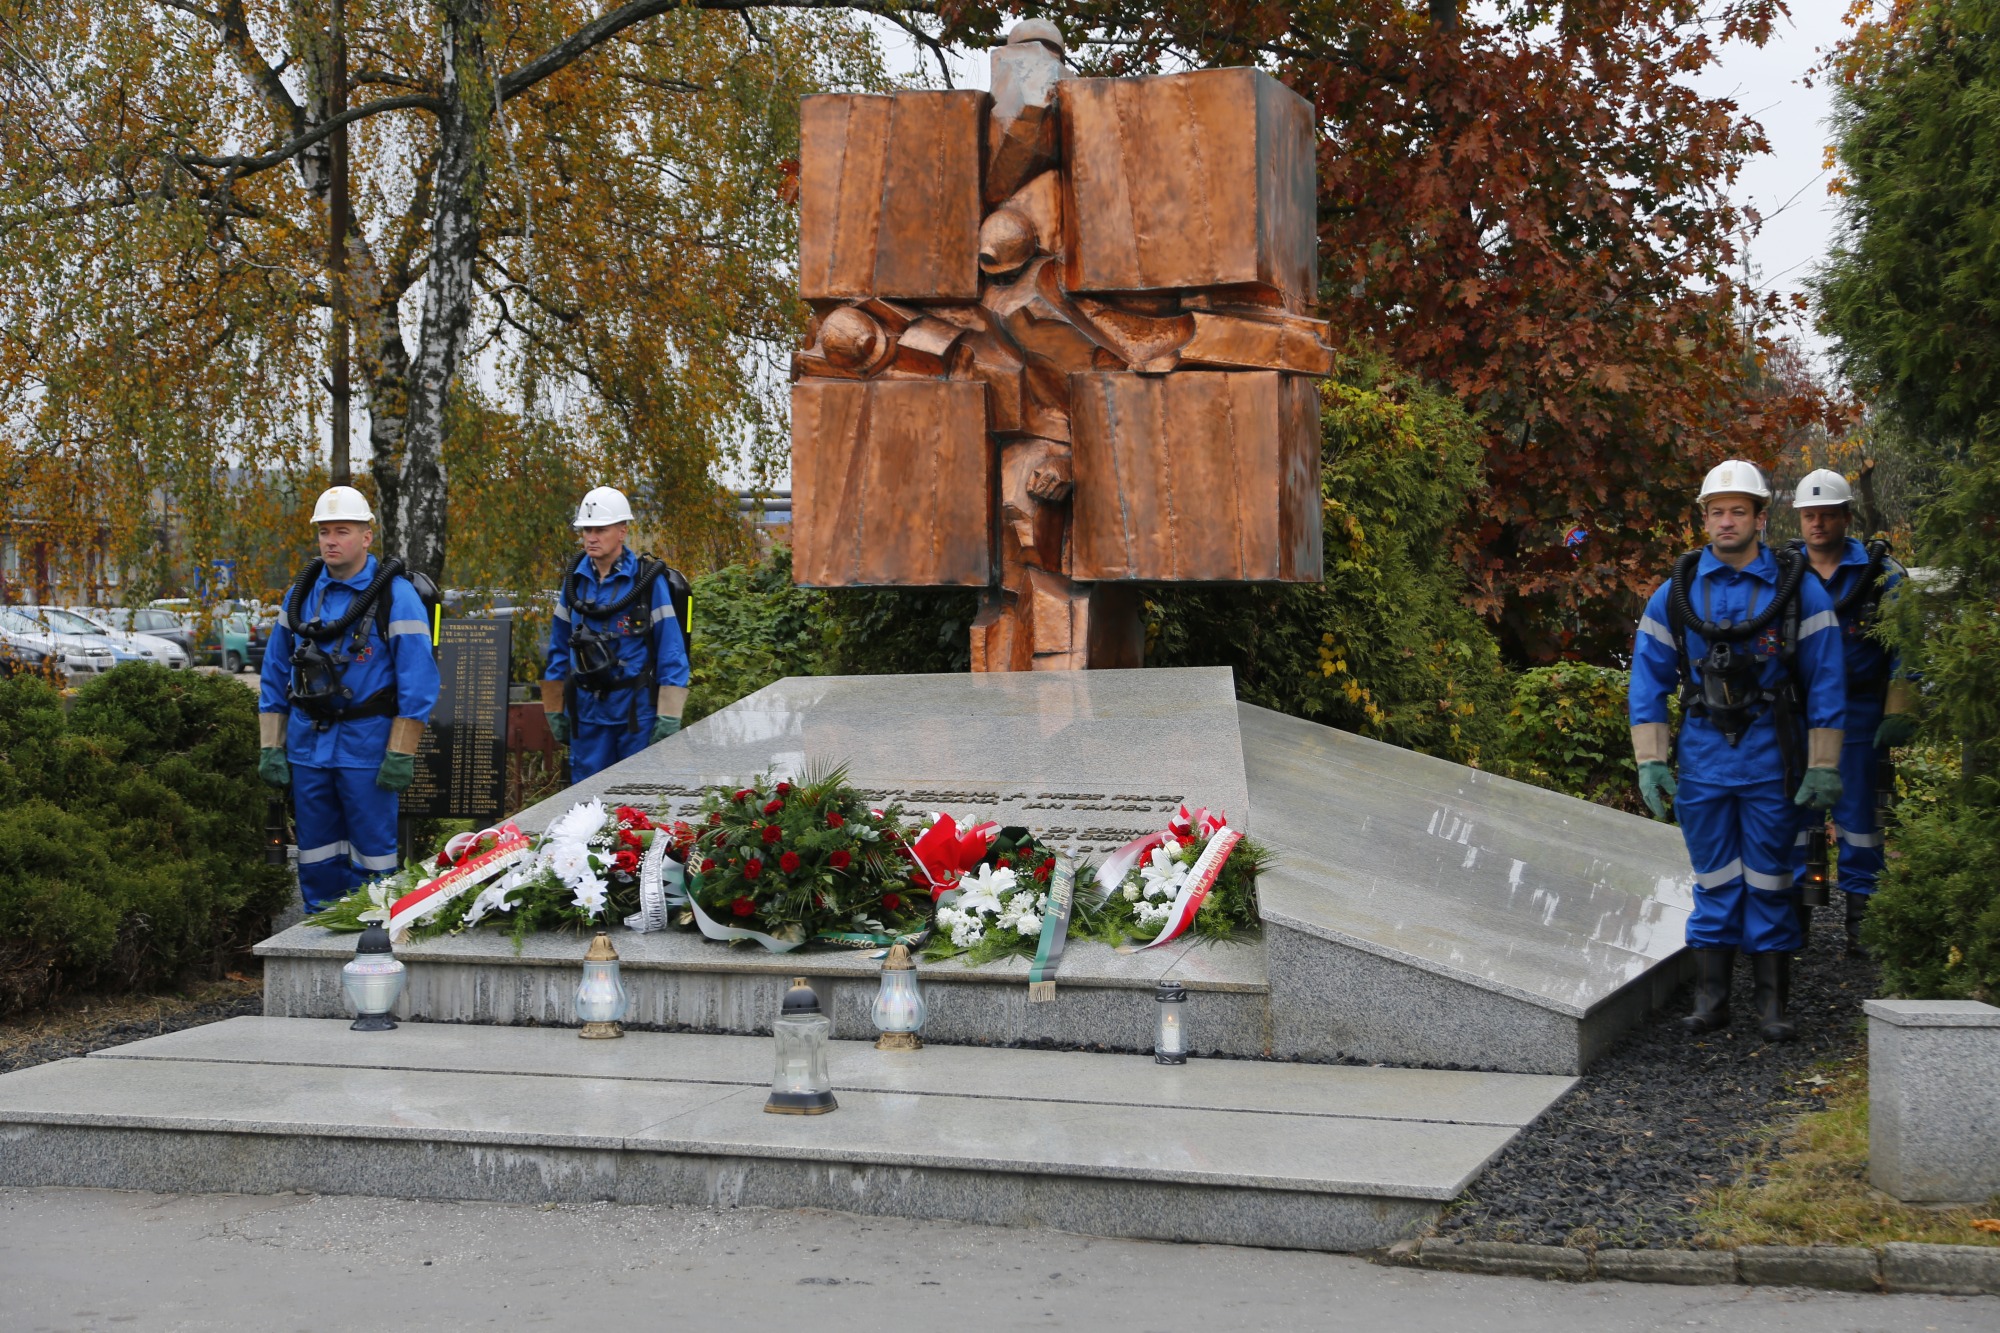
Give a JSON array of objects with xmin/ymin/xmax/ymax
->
[
  {"xmin": 0, "ymin": 1018, "xmax": 1574, "ymax": 1252},
  {"xmin": 255, "ymin": 922, "xmax": 1272, "ymax": 1056}
]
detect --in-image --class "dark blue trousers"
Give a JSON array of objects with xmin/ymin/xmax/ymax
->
[{"xmin": 1677, "ymin": 777, "xmax": 1803, "ymax": 954}]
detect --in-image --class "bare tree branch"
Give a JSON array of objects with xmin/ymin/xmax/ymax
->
[{"xmin": 177, "ymin": 94, "xmax": 445, "ymax": 175}]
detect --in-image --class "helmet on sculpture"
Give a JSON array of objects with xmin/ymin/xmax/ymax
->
[
  {"xmin": 309, "ymin": 485, "xmax": 374, "ymax": 525},
  {"xmin": 1697, "ymin": 460, "xmax": 1771, "ymax": 505},
  {"xmin": 1792, "ymin": 468, "xmax": 1853, "ymax": 510},
  {"xmin": 573, "ymin": 487, "xmax": 634, "ymax": 528}
]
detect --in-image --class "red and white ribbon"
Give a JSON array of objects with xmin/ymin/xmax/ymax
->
[
  {"xmin": 1124, "ymin": 827, "xmax": 1243, "ymax": 952},
  {"xmin": 389, "ymin": 823, "xmax": 533, "ymax": 941},
  {"xmin": 904, "ymin": 812, "xmax": 998, "ymax": 901},
  {"xmin": 1096, "ymin": 805, "xmax": 1229, "ymax": 898}
]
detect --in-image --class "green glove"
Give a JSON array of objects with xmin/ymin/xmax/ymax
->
[
  {"xmin": 1875, "ymin": 713, "xmax": 1919, "ymax": 749},
  {"xmin": 376, "ymin": 751, "xmax": 415, "ymax": 792},
  {"xmin": 1637, "ymin": 760, "xmax": 1676, "ymax": 820},
  {"xmin": 1794, "ymin": 766, "xmax": 1843, "ymax": 809},
  {"xmin": 650, "ymin": 714, "xmax": 681, "ymax": 744},
  {"xmin": 258, "ymin": 747, "xmax": 290, "ymax": 788},
  {"xmin": 548, "ymin": 712, "xmax": 569, "ymax": 744}
]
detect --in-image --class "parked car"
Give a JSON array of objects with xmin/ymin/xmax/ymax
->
[
  {"xmin": 0, "ymin": 609, "xmax": 62, "ymax": 680},
  {"xmin": 0, "ymin": 607, "xmax": 115, "ymax": 683},
  {"xmin": 197, "ymin": 609, "xmax": 269, "ymax": 673},
  {"xmin": 95, "ymin": 606, "xmax": 198, "ymax": 658},
  {"xmin": 18, "ymin": 605, "xmax": 148, "ymax": 667},
  {"xmin": 67, "ymin": 608, "xmax": 190, "ymax": 670}
]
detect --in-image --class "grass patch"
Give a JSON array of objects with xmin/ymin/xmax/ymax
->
[{"xmin": 1697, "ymin": 1052, "xmax": 2000, "ymax": 1248}]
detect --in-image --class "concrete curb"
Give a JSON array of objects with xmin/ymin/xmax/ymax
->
[{"xmin": 1380, "ymin": 1237, "xmax": 2000, "ymax": 1295}]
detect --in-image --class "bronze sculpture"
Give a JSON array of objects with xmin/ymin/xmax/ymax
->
[{"xmin": 791, "ymin": 22, "xmax": 1331, "ymax": 670}]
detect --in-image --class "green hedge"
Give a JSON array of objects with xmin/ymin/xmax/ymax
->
[
  {"xmin": 1496, "ymin": 663, "xmax": 1645, "ymax": 815},
  {"xmin": 0, "ymin": 667, "xmax": 291, "ymax": 1015}
]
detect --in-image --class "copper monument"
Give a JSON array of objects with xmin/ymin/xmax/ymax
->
[{"xmin": 791, "ymin": 22, "xmax": 1330, "ymax": 670}]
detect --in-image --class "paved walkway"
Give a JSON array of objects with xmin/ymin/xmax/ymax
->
[{"xmin": 1, "ymin": 1188, "xmax": 1992, "ymax": 1331}]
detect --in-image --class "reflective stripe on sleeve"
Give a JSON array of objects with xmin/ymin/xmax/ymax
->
[
  {"xmin": 553, "ymin": 603, "xmax": 571, "ymax": 621},
  {"xmin": 650, "ymin": 603, "xmax": 676, "ymax": 624},
  {"xmin": 1799, "ymin": 609, "xmax": 1840, "ymax": 637},
  {"xmin": 1637, "ymin": 615, "xmax": 1675, "ymax": 648},
  {"xmin": 387, "ymin": 619, "xmax": 429, "ymax": 638}
]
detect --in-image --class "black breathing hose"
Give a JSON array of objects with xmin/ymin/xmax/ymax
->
[
  {"xmin": 1830, "ymin": 539, "xmax": 1890, "ymax": 617},
  {"xmin": 286, "ymin": 557, "xmax": 405, "ymax": 643},
  {"xmin": 1668, "ymin": 546, "xmax": 1806, "ymax": 643},
  {"xmin": 567, "ymin": 553, "xmax": 664, "ymax": 619}
]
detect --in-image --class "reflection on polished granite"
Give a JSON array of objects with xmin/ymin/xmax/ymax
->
[
  {"xmin": 1241, "ymin": 703, "xmax": 1693, "ymax": 1016},
  {"xmin": 513, "ymin": 668, "xmax": 1250, "ymax": 861}
]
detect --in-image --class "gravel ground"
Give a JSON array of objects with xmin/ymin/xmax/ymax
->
[
  {"xmin": 1438, "ymin": 906, "xmax": 1878, "ymax": 1248},
  {"xmin": 0, "ymin": 979, "xmax": 264, "ymax": 1077}
]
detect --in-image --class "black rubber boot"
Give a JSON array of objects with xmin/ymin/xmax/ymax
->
[
  {"xmin": 1679, "ymin": 948, "xmax": 1734, "ymax": 1034},
  {"xmin": 1844, "ymin": 891, "xmax": 1871, "ymax": 958},
  {"xmin": 1752, "ymin": 952, "xmax": 1796, "ymax": 1042}
]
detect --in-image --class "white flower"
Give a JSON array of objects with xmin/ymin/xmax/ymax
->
[
  {"xmin": 1122, "ymin": 883, "xmax": 1141, "ymax": 902},
  {"xmin": 1138, "ymin": 841, "xmax": 1187, "ymax": 903},
  {"xmin": 1013, "ymin": 911, "xmax": 1042, "ymax": 936},
  {"xmin": 545, "ymin": 799, "xmax": 609, "ymax": 846},
  {"xmin": 571, "ymin": 880, "xmax": 608, "ymax": 916},
  {"xmin": 1136, "ymin": 900, "xmax": 1172, "ymax": 926}
]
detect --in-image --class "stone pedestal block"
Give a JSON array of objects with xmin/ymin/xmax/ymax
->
[
  {"xmin": 1865, "ymin": 998, "xmax": 2000, "ymax": 1203},
  {"xmin": 1059, "ymin": 68, "xmax": 1317, "ymax": 310},
  {"xmin": 790, "ymin": 378, "xmax": 991, "ymax": 587},
  {"xmin": 1069, "ymin": 370, "xmax": 1322, "ymax": 582},
  {"xmin": 799, "ymin": 91, "xmax": 988, "ymax": 301}
]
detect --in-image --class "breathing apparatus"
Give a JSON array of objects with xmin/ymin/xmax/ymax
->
[
  {"xmin": 284, "ymin": 556, "xmax": 404, "ymax": 728},
  {"xmin": 563, "ymin": 554, "xmax": 667, "ymax": 696},
  {"xmin": 1666, "ymin": 545, "xmax": 1808, "ymax": 749}
]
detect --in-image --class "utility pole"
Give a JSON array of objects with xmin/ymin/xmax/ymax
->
[{"xmin": 329, "ymin": 0, "xmax": 351, "ymax": 486}]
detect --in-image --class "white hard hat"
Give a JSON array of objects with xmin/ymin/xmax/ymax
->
[
  {"xmin": 1697, "ymin": 459, "xmax": 1771, "ymax": 504},
  {"xmin": 1793, "ymin": 468, "xmax": 1853, "ymax": 510},
  {"xmin": 572, "ymin": 486, "xmax": 634, "ymax": 527},
  {"xmin": 309, "ymin": 485, "xmax": 374, "ymax": 524}
]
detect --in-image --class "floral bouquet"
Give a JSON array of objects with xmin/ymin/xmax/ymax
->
[
  {"xmin": 926, "ymin": 826, "xmax": 1079, "ymax": 966},
  {"xmin": 1088, "ymin": 806, "xmax": 1265, "ymax": 950},
  {"xmin": 685, "ymin": 763, "xmax": 926, "ymax": 951}
]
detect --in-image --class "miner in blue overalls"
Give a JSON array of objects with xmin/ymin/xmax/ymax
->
[
  {"xmin": 259, "ymin": 486, "xmax": 441, "ymax": 912},
  {"xmin": 541, "ymin": 487, "xmax": 691, "ymax": 785},
  {"xmin": 1789, "ymin": 468, "xmax": 1916, "ymax": 955},
  {"xmin": 1628, "ymin": 461, "xmax": 1847, "ymax": 1041}
]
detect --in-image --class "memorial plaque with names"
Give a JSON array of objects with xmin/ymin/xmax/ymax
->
[{"xmin": 406, "ymin": 618, "xmax": 512, "ymax": 821}]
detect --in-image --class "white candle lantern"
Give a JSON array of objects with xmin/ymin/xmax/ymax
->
[
  {"xmin": 575, "ymin": 931, "xmax": 630, "ymax": 1039},
  {"xmin": 341, "ymin": 924, "xmax": 405, "ymax": 1032},
  {"xmin": 1154, "ymin": 979, "xmax": 1188, "ymax": 1064},
  {"xmin": 872, "ymin": 943, "xmax": 927, "ymax": 1051}
]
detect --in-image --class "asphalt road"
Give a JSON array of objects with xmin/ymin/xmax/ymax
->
[{"xmin": 1, "ymin": 1189, "xmax": 1992, "ymax": 1332}]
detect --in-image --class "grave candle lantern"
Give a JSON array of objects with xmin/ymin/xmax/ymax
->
[
  {"xmin": 341, "ymin": 923, "xmax": 405, "ymax": 1032},
  {"xmin": 575, "ymin": 931, "xmax": 629, "ymax": 1039},
  {"xmin": 765, "ymin": 978, "xmax": 837, "ymax": 1114},
  {"xmin": 871, "ymin": 943, "xmax": 926, "ymax": 1051},
  {"xmin": 1154, "ymin": 979, "xmax": 1188, "ymax": 1064}
]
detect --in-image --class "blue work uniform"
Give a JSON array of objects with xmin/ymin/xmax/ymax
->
[
  {"xmin": 544, "ymin": 549, "xmax": 690, "ymax": 784},
  {"xmin": 1629, "ymin": 544, "xmax": 1846, "ymax": 954},
  {"xmin": 260, "ymin": 557, "xmax": 441, "ymax": 911},
  {"xmin": 1791, "ymin": 538, "xmax": 1902, "ymax": 898}
]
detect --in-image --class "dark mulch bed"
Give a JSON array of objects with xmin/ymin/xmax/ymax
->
[
  {"xmin": 1437, "ymin": 907, "xmax": 1878, "ymax": 1248},
  {"xmin": 0, "ymin": 979, "xmax": 265, "ymax": 1077}
]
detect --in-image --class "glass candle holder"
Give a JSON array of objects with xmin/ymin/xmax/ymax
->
[
  {"xmin": 341, "ymin": 923, "xmax": 405, "ymax": 1032},
  {"xmin": 872, "ymin": 943, "xmax": 927, "ymax": 1051},
  {"xmin": 766, "ymin": 977, "xmax": 837, "ymax": 1114},
  {"xmin": 576, "ymin": 931, "xmax": 629, "ymax": 1039},
  {"xmin": 1154, "ymin": 979, "xmax": 1188, "ymax": 1064}
]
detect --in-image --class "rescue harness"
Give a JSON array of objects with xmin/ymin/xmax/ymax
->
[
  {"xmin": 559, "ymin": 553, "xmax": 692, "ymax": 732},
  {"xmin": 282, "ymin": 558, "xmax": 437, "ymax": 731},
  {"xmin": 1665, "ymin": 544, "xmax": 1809, "ymax": 785}
]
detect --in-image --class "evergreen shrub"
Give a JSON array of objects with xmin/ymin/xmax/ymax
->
[
  {"xmin": 1496, "ymin": 664, "xmax": 1644, "ymax": 814},
  {"xmin": 0, "ymin": 667, "xmax": 291, "ymax": 1015}
]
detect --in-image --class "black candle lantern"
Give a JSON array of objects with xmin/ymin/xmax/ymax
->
[{"xmin": 1801, "ymin": 824, "xmax": 1831, "ymax": 908}]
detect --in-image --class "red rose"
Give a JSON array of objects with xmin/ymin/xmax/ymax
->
[
  {"xmin": 619, "ymin": 829, "xmax": 643, "ymax": 850},
  {"xmin": 826, "ymin": 811, "xmax": 845, "ymax": 828},
  {"xmin": 744, "ymin": 857, "xmax": 764, "ymax": 878},
  {"xmin": 631, "ymin": 813, "xmax": 653, "ymax": 831},
  {"xmin": 435, "ymin": 852, "xmax": 451, "ymax": 869},
  {"xmin": 1035, "ymin": 860, "xmax": 1052, "ymax": 882},
  {"xmin": 775, "ymin": 781, "xmax": 792, "ymax": 795},
  {"xmin": 700, "ymin": 858, "xmax": 716, "ymax": 872},
  {"xmin": 761, "ymin": 825, "xmax": 783, "ymax": 845},
  {"xmin": 614, "ymin": 805, "xmax": 638, "ymax": 822},
  {"xmin": 882, "ymin": 893, "xmax": 902, "ymax": 910},
  {"xmin": 763, "ymin": 797, "xmax": 784, "ymax": 815},
  {"xmin": 614, "ymin": 849, "xmax": 639, "ymax": 872},
  {"xmin": 731, "ymin": 897, "xmax": 756, "ymax": 917},
  {"xmin": 779, "ymin": 851, "xmax": 801, "ymax": 872},
  {"xmin": 997, "ymin": 855, "xmax": 1011, "ymax": 868},
  {"xmin": 733, "ymin": 788, "xmax": 752, "ymax": 803},
  {"xmin": 829, "ymin": 849, "xmax": 851, "ymax": 870},
  {"xmin": 708, "ymin": 812, "xmax": 722, "ymax": 826}
]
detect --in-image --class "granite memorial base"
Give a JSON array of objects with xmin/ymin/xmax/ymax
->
[
  {"xmin": 1865, "ymin": 998, "xmax": 2000, "ymax": 1204},
  {"xmin": 0, "ymin": 1019, "xmax": 1574, "ymax": 1252},
  {"xmin": 259, "ymin": 667, "xmax": 1695, "ymax": 1076}
]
